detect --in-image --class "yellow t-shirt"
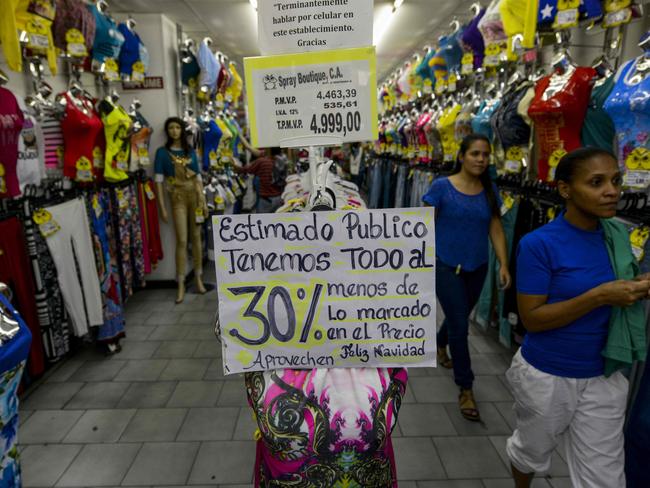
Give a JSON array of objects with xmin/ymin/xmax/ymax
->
[
  {"xmin": 437, "ymin": 104, "xmax": 462, "ymax": 163},
  {"xmin": 226, "ymin": 62, "xmax": 243, "ymax": 105},
  {"xmin": 499, "ymin": 0, "xmax": 539, "ymax": 53},
  {"xmin": 14, "ymin": 0, "xmax": 58, "ymax": 75},
  {"xmin": 0, "ymin": 0, "xmax": 21, "ymax": 73},
  {"xmin": 215, "ymin": 117, "xmax": 233, "ymax": 161},
  {"xmin": 101, "ymin": 103, "xmax": 132, "ymax": 182}
]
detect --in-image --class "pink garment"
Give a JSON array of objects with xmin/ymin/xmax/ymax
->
[
  {"xmin": 416, "ymin": 112, "xmax": 432, "ymax": 163},
  {"xmin": 247, "ymin": 367, "xmax": 408, "ymax": 487},
  {"xmin": 0, "ymin": 87, "xmax": 25, "ymax": 198}
]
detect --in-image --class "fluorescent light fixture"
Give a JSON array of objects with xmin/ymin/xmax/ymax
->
[
  {"xmin": 373, "ymin": 4, "xmax": 395, "ymax": 47},
  {"xmin": 393, "ymin": 0, "xmax": 404, "ymax": 10},
  {"xmin": 250, "ymin": 0, "xmax": 257, "ymax": 10}
]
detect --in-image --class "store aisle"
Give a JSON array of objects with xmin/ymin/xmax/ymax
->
[{"xmin": 18, "ymin": 285, "xmax": 571, "ymax": 488}]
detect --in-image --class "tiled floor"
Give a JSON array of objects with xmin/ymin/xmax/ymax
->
[{"xmin": 18, "ymin": 286, "xmax": 573, "ymax": 488}]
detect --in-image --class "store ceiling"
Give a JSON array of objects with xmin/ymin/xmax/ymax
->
[{"xmin": 109, "ymin": 0, "xmax": 478, "ymax": 80}]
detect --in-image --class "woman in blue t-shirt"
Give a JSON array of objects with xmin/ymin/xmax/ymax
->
[
  {"xmin": 507, "ymin": 147, "xmax": 650, "ymax": 488},
  {"xmin": 422, "ymin": 133, "xmax": 511, "ymax": 422}
]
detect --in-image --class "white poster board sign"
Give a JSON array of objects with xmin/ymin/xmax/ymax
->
[
  {"xmin": 258, "ymin": 0, "xmax": 373, "ymax": 55},
  {"xmin": 213, "ymin": 208, "xmax": 437, "ymax": 375},
  {"xmin": 244, "ymin": 47, "xmax": 377, "ymax": 148}
]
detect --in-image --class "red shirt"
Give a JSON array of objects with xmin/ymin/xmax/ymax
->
[
  {"xmin": 528, "ymin": 67, "xmax": 596, "ymax": 182},
  {"xmin": 0, "ymin": 87, "xmax": 25, "ymax": 198},
  {"xmin": 60, "ymin": 93, "xmax": 104, "ymax": 182},
  {"xmin": 237, "ymin": 157, "xmax": 283, "ymax": 197}
]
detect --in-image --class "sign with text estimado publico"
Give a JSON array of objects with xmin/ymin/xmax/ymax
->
[{"xmin": 213, "ymin": 208, "xmax": 437, "ymax": 374}]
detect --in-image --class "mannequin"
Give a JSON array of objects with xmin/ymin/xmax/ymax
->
[{"xmin": 154, "ymin": 117, "xmax": 208, "ymax": 303}]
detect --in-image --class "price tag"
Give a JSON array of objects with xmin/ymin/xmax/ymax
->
[
  {"xmin": 131, "ymin": 61, "xmax": 145, "ymax": 82},
  {"xmin": 116, "ymin": 189, "xmax": 129, "ymax": 209},
  {"xmin": 75, "ymin": 156, "xmax": 94, "ymax": 182},
  {"xmin": 624, "ymin": 171, "xmax": 650, "ymax": 190},
  {"xmin": 137, "ymin": 144, "xmax": 150, "ymax": 166},
  {"xmin": 630, "ymin": 226, "xmax": 650, "ymax": 262},
  {"xmin": 447, "ymin": 73, "xmax": 457, "ymax": 92},
  {"xmin": 553, "ymin": 8, "xmax": 578, "ymax": 29},
  {"xmin": 195, "ymin": 207, "xmax": 205, "ymax": 223},
  {"xmin": 0, "ymin": 163, "xmax": 6, "ymax": 194},
  {"xmin": 214, "ymin": 194, "xmax": 225, "ymax": 211},
  {"xmin": 500, "ymin": 193, "xmax": 515, "ymax": 216},
  {"xmin": 505, "ymin": 159, "xmax": 522, "ymax": 173},
  {"xmin": 33, "ymin": 209, "xmax": 60, "ymax": 237},
  {"xmin": 93, "ymin": 146, "xmax": 104, "ymax": 168},
  {"xmin": 422, "ymin": 78, "xmax": 432, "ymax": 94},
  {"xmin": 461, "ymin": 52, "xmax": 474, "ymax": 74},
  {"xmin": 484, "ymin": 43, "xmax": 503, "ymax": 67},
  {"xmin": 244, "ymin": 47, "xmax": 377, "ymax": 147},
  {"xmin": 66, "ymin": 29, "xmax": 87, "ymax": 57},
  {"xmin": 212, "ymin": 208, "xmax": 437, "ymax": 374},
  {"xmin": 215, "ymin": 93, "xmax": 225, "ymax": 109},
  {"xmin": 604, "ymin": 7, "xmax": 632, "ymax": 28},
  {"xmin": 144, "ymin": 182, "xmax": 155, "ymax": 200},
  {"xmin": 92, "ymin": 195, "xmax": 103, "ymax": 219},
  {"xmin": 103, "ymin": 58, "xmax": 120, "ymax": 82},
  {"xmin": 28, "ymin": 33, "xmax": 49, "ymax": 50}
]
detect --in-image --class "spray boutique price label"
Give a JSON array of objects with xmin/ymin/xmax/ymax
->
[
  {"xmin": 213, "ymin": 208, "xmax": 437, "ymax": 375},
  {"xmin": 244, "ymin": 47, "xmax": 377, "ymax": 147}
]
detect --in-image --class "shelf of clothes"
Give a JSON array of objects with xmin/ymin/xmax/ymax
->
[{"xmin": 0, "ymin": 174, "xmax": 162, "ymax": 383}]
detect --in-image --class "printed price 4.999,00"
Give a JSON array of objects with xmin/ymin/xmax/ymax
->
[{"xmin": 309, "ymin": 111, "xmax": 362, "ymax": 137}]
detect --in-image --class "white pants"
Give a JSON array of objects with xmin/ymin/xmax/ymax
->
[
  {"xmin": 505, "ymin": 350, "xmax": 628, "ymax": 488},
  {"xmin": 45, "ymin": 198, "xmax": 103, "ymax": 336}
]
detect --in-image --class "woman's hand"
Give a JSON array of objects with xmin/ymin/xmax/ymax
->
[
  {"xmin": 498, "ymin": 265, "xmax": 512, "ymax": 290},
  {"xmin": 597, "ymin": 279, "xmax": 650, "ymax": 307}
]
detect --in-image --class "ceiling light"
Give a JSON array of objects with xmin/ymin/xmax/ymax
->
[
  {"xmin": 249, "ymin": 0, "xmax": 257, "ymax": 10},
  {"xmin": 393, "ymin": 0, "xmax": 404, "ymax": 11},
  {"xmin": 374, "ymin": 4, "xmax": 395, "ymax": 47}
]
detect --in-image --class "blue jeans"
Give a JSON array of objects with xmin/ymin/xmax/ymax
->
[{"xmin": 436, "ymin": 260, "xmax": 488, "ymax": 390}]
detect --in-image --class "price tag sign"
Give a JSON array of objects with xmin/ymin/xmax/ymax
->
[
  {"xmin": 244, "ymin": 47, "xmax": 377, "ymax": 148},
  {"xmin": 258, "ymin": 0, "xmax": 373, "ymax": 56},
  {"xmin": 213, "ymin": 208, "xmax": 436, "ymax": 374}
]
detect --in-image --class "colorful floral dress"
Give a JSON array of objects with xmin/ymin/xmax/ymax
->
[{"xmin": 246, "ymin": 367, "xmax": 408, "ymax": 487}]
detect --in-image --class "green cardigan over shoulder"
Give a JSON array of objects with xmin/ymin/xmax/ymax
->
[{"xmin": 601, "ymin": 218, "xmax": 648, "ymax": 376}]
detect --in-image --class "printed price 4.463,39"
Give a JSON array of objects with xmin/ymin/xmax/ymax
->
[
  {"xmin": 316, "ymin": 89, "xmax": 357, "ymax": 100},
  {"xmin": 310, "ymin": 111, "xmax": 362, "ymax": 137}
]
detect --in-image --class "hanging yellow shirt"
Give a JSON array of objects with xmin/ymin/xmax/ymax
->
[
  {"xmin": 101, "ymin": 103, "xmax": 132, "ymax": 183},
  {"xmin": 226, "ymin": 62, "xmax": 243, "ymax": 106},
  {"xmin": 215, "ymin": 117, "xmax": 233, "ymax": 161},
  {"xmin": 0, "ymin": 0, "xmax": 22, "ymax": 73},
  {"xmin": 14, "ymin": 0, "xmax": 58, "ymax": 75},
  {"xmin": 499, "ymin": 0, "xmax": 539, "ymax": 55},
  {"xmin": 437, "ymin": 104, "xmax": 462, "ymax": 163}
]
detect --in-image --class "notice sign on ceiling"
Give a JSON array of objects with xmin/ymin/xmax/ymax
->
[
  {"xmin": 213, "ymin": 208, "xmax": 437, "ymax": 374},
  {"xmin": 244, "ymin": 47, "xmax": 378, "ymax": 147},
  {"xmin": 258, "ymin": 0, "xmax": 373, "ymax": 55}
]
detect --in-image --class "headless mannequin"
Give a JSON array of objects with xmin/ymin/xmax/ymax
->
[{"xmin": 155, "ymin": 121, "xmax": 208, "ymax": 303}]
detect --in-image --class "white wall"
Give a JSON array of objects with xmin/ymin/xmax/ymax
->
[{"xmin": 112, "ymin": 13, "xmax": 185, "ymax": 282}]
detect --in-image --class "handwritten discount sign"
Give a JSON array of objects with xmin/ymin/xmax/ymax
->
[
  {"xmin": 244, "ymin": 47, "xmax": 377, "ymax": 148},
  {"xmin": 213, "ymin": 208, "xmax": 437, "ymax": 374}
]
